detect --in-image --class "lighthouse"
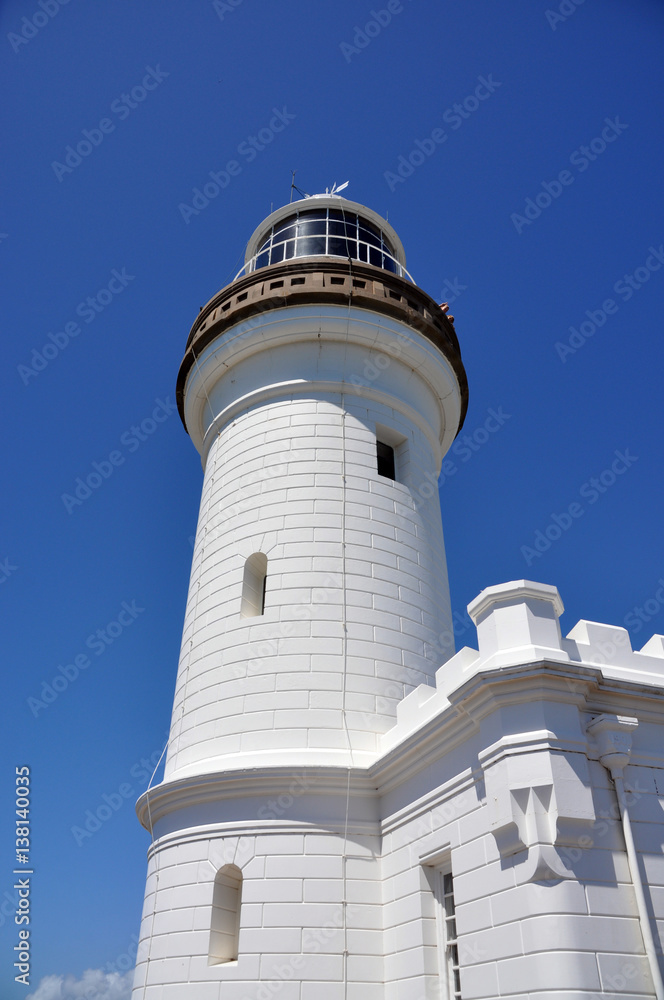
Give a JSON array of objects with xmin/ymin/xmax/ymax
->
[
  {"xmin": 131, "ymin": 193, "xmax": 467, "ymax": 991},
  {"xmin": 133, "ymin": 194, "xmax": 664, "ymax": 1000}
]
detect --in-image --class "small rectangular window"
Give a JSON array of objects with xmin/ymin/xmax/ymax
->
[{"xmin": 376, "ymin": 441, "xmax": 396, "ymax": 480}]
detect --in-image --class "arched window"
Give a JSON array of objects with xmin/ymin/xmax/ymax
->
[
  {"xmin": 240, "ymin": 552, "xmax": 267, "ymax": 617},
  {"xmin": 208, "ymin": 864, "xmax": 242, "ymax": 965}
]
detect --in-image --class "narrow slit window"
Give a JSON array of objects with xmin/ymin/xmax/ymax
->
[
  {"xmin": 240, "ymin": 553, "xmax": 268, "ymax": 617},
  {"xmin": 376, "ymin": 440, "xmax": 396, "ymax": 480},
  {"xmin": 208, "ymin": 864, "xmax": 242, "ymax": 966},
  {"xmin": 434, "ymin": 868, "xmax": 462, "ymax": 999}
]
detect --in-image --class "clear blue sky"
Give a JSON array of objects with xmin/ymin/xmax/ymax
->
[{"xmin": 2, "ymin": 0, "xmax": 663, "ymax": 995}]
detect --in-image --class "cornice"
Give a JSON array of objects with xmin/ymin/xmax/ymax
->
[
  {"xmin": 176, "ymin": 259, "xmax": 467, "ymax": 432},
  {"xmin": 136, "ymin": 659, "xmax": 664, "ymax": 834}
]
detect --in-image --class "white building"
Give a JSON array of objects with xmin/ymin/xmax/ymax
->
[{"xmin": 132, "ymin": 196, "xmax": 664, "ymax": 999}]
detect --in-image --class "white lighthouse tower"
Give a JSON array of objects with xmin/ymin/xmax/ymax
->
[
  {"xmin": 132, "ymin": 194, "xmax": 467, "ymax": 992},
  {"xmin": 133, "ymin": 196, "xmax": 664, "ymax": 999}
]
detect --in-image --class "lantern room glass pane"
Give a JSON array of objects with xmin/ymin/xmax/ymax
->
[
  {"xmin": 328, "ymin": 237, "xmax": 356, "ymax": 258},
  {"xmin": 252, "ymin": 207, "xmax": 398, "ymax": 274},
  {"xmin": 297, "ymin": 218, "xmax": 327, "ymax": 236},
  {"xmin": 297, "ymin": 236, "xmax": 326, "ymax": 256}
]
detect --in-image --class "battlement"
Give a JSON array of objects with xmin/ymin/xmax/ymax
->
[{"xmin": 382, "ymin": 580, "xmax": 664, "ymax": 752}]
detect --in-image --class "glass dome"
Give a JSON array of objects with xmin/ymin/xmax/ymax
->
[{"xmin": 249, "ymin": 205, "xmax": 401, "ymax": 275}]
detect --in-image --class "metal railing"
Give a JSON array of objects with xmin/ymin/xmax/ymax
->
[{"xmin": 234, "ymin": 241, "xmax": 415, "ymax": 284}]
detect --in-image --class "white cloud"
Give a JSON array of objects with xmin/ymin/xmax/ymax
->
[{"xmin": 27, "ymin": 969, "xmax": 133, "ymax": 1000}]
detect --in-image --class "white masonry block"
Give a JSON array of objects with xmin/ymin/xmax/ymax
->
[{"xmin": 467, "ymin": 579, "xmax": 569, "ymax": 669}]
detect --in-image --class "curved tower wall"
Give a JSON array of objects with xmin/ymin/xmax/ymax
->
[
  {"xmin": 165, "ymin": 304, "xmax": 459, "ymax": 780},
  {"xmin": 132, "ymin": 197, "xmax": 468, "ymax": 996}
]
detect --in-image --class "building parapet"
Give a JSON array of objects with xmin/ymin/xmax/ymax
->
[{"xmin": 381, "ymin": 580, "xmax": 664, "ymax": 754}]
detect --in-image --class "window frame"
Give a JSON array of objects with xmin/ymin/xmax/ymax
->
[
  {"xmin": 240, "ymin": 552, "xmax": 268, "ymax": 618},
  {"xmin": 254, "ymin": 206, "xmax": 398, "ymax": 272},
  {"xmin": 432, "ymin": 865, "xmax": 462, "ymax": 1000},
  {"xmin": 208, "ymin": 864, "xmax": 242, "ymax": 966}
]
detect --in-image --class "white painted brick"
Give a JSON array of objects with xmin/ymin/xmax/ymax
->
[
  {"xmin": 452, "ymin": 836, "xmax": 487, "ymax": 875},
  {"xmin": 454, "ymin": 895, "xmax": 493, "ymax": 936},
  {"xmin": 236, "ymin": 902, "xmax": 263, "ymax": 928},
  {"xmin": 585, "ymin": 881, "xmax": 638, "ymax": 917},
  {"xmin": 491, "ymin": 881, "xmax": 587, "ymax": 928},
  {"xmin": 522, "ymin": 913, "xmax": 643, "ymax": 955},
  {"xmin": 263, "ymin": 901, "xmax": 344, "ymax": 927},
  {"xmin": 147, "ymin": 929, "xmax": 208, "ymax": 959},
  {"xmin": 304, "ymin": 879, "xmax": 344, "ymax": 903},
  {"xmin": 347, "ymin": 879, "xmax": 382, "ymax": 905},
  {"xmin": 455, "ymin": 858, "xmax": 515, "ymax": 905},
  {"xmin": 301, "ymin": 985, "xmax": 346, "ymax": 1000},
  {"xmin": 383, "ymin": 945, "xmax": 434, "ymax": 981},
  {"xmin": 241, "ymin": 728, "xmax": 307, "ymax": 751},
  {"xmin": 240, "ymin": 926, "xmax": 302, "ymax": 954},
  {"xmin": 251, "ymin": 835, "xmax": 304, "ymax": 859},
  {"xmin": 459, "ymin": 960, "xmax": 500, "ymax": 999},
  {"xmin": 241, "ymin": 878, "xmax": 303, "ymax": 903},
  {"xmin": 145, "ymin": 956, "xmax": 191, "ymax": 984},
  {"xmin": 346, "ymin": 954, "xmax": 384, "ymax": 981},
  {"xmin": 293, "ymin": 953, "xmax": 344, "ymax": 980},
  {"xmin": 498, "ymin": 951, "xmax": 601, "ymax": 993}
]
